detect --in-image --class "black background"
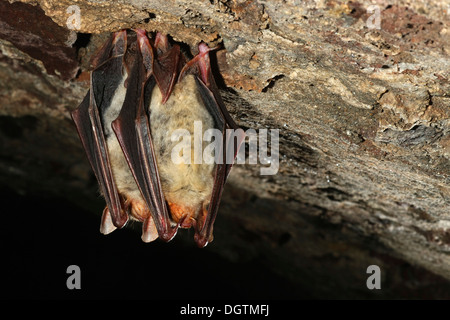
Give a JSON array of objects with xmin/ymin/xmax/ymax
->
[{"xmin": 0, "ymin": 187, "xmax": 302, "ymax": 300}]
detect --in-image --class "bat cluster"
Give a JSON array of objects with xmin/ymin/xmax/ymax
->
[{"xmin": 71, "ymin": 30, "xmax": 244, "ymax": 247}]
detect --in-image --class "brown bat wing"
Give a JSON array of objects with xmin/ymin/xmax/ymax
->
[
  {"xmin": 152, "ymin": 44, "xmax": 181, "ymax": 104},
  {"xmin": 71, "ymin": 31, "xmax": 129, "ymax": 229},
  {"xmin": 111, "ymin": 38, "xmax": 179, "ymax": 242},
  {"xmin": 193, "ymin": 76, "xmax": 245, "ymax": 247}
]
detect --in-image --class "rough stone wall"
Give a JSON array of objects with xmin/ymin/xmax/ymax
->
[{"xmin": 0, "ymin": 0, "xmax": 449, "ymax": 298}]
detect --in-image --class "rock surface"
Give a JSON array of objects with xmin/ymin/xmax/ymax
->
[{"xmin": 0, "ymin": 0, "xmax": 449, "ymax": 298}]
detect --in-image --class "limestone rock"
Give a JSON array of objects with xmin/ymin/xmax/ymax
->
[{"xmin": 1, "ymin": 0, "xmax": 449, "ymax": 298}]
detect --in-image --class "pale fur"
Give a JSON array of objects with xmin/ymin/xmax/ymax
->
[
  {"xmin": 103, "ymin": 73, "xmax": 144, "ymax": 205},
  {"xmin": 103, "ymin": 73, "xmax": 215, "ymax": 220},
  {"xmin": 150, "ymin": 74, "xmax": 215, "ymax": 212}
]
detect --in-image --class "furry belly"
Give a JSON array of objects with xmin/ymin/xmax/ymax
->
[{"xmin": 149, "ymin": 74, "xmax": 216, "ymax": 222}]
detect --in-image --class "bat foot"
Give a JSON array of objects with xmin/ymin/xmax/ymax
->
[
  {"xmin": 167, "ymin": 202, "xmax": 198, "ymax": 229},
  {"xmin": 193, "ymin": 231, "xmax": 213, "ymax": 248},
  {"xmin": 158, "ymin": 227, "xmax": 178, "ymax": 243},
  {"xmin": 192, "ymin": 218, "xmax": 214, "ymax": 248}
]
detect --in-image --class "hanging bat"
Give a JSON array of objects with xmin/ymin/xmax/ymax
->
[{"xmin": 71, "ymin": 29, "xmax": 245, "ymax": 247}]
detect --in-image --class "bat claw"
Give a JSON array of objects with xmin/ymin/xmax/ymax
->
[
  {"xmin": 194, "ymin": 232, "xmax": 210, "ymax": 248},
  {"xmin": 158, "ymin": 227, "xmax": 178, "ymax": 242},
  {"xmin": 192, "ymin": 218, "xmax": 213, "ymax": 248},
  {"xmin": 158, "ymin": 215, "xmax": 190, "ymax": 242}
]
